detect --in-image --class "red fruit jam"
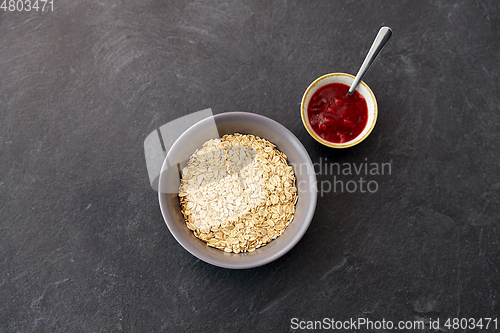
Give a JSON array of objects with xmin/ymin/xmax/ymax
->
[{"xmin": 307, "ymin": 83, "xmax": 368, "ymax": 144}]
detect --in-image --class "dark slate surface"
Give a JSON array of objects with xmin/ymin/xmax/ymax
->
[{"xmin": 1, "ymin": 1, "xmax": 499, "ymax": 332}]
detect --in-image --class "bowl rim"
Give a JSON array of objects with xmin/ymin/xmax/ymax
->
[
  {"xmin": 300, "ymin": 72, "xmax": 378, "ymax": 148},
  {"xmin": 158, "ymin": 112, "xmax": 317, "ymax": 269}
]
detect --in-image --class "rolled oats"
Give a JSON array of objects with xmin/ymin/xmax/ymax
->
[{"xmin": 178, "ymin": 133, "xmax": 297, "ymax": 253}]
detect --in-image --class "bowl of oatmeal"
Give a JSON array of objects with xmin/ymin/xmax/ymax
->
[{"xmin": 158, "ymin": 112, "xmax": 317, "ymax": 269}]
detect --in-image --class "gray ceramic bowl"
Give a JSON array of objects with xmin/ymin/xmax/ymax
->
[{"xmin": 158, "ymin": 112, "xmax": 317, "ymax": 269}]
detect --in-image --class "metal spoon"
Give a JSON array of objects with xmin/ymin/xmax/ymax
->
[{"xmin": 348, "ymin": 26, "xmax": 392, "ymax": 95}]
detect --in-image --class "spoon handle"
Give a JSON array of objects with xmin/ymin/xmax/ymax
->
[{"xmin": 348, "ymin": 26, "xmax": 392, "ymax": 95}]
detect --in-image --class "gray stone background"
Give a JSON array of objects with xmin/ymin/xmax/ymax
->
[{"xmin": 1, "ymin": 0, "xmax": 499, "ymax": 332}]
